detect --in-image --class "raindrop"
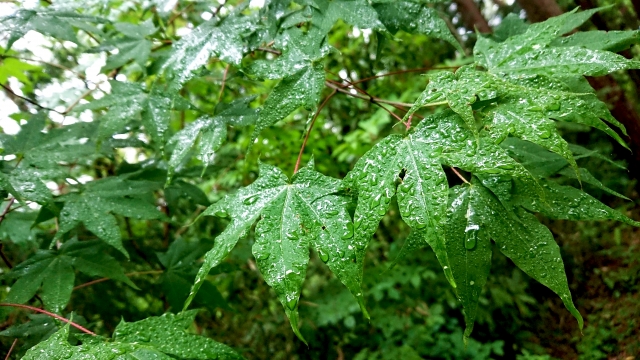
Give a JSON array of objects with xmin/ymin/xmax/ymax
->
[
  {"xmin": 286, "ymin": 298, "xmax": 298, "ymax": 310},
  {"xmin": 318, "ymin": 249, "xmax": 329, "ymax": 263},
  {"xmin": 465, "ymin": 232, "xmax": 477, "ymax": 250}
]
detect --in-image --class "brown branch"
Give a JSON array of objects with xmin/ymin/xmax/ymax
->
[
  {"xmin": 451, "ymin": 167, "xmax": 470, "ymax": 184},
  {"xmin": 72, "ymin": 270, "xmax": 163, "ymax": 290},
  {"xmin": 0, "ymin": 84, "xmax": 63, "ymax": 114},
  {"xmin": 0, "ymin": 198, "xmax": 15, "ymax": 270},
  {"xmin": 218, "ymin": 64, "xmax": 230, "ymax": 102},
  {"xmin": 0, "ymin": 303, "xmax": 96, "ymax": 336},
  {"xmin": 0, "ymin": 198, "xmax": 15, "ymax": 227},
  {"xmin": 324, "ymin": 81, "xmax": 414, "ymax": 107},
  {"xmin": 4, "ymin": 338, "xmax": 17, "ymax": 360},
  {"xmin": 454, "ymin": 0, "xmax": 492, "ymax": 33},
  {"xmin": 2, "ymin": 55, "xmax": 86, "ymax": 80},
  {"xmin": 167, "ymin": 3, "xmax": 193, "ymax": 26},
  {"xmin": 294, "ymin": 90, "xmax": 336, "ymax": 174},
  {"xmin": 256, "ymin": 47, "xmax": 282, "ymax": 56},
  {"xmin": 62, "ymin": 87, "xmax": 95, "ymax": 115}
]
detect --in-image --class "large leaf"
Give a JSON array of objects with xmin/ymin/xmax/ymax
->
[
  {"xmin": 344, "ymin": 110, "xmax": 539, "ymax": 288},
  {"xmin": 185, "ymin": 161, "xmax": 364, "ymax": 342}
]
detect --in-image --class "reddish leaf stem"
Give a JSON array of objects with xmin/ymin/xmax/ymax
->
[
  {"xmin": 218, "ymin": 64, "xmax": 230, "ymax": 102},
  {"xmin": 0, "ymin": 303, "xmax": 96, "ymax": 336},
  {"xmin": 4, "ymin": 338, "xmax": 17, "ymax": 360},
  {"xmin": 451, "ymin": 167, "xmax": 470, "ymax": 184},
  {"xmin": 351, "ymin": 66, "xmax": 460, "ymax": 85},
  {"xmin": 72, "ymin": 270, "xmax": 163, "ymax": 290},
  {"xmin": 294, "ymin": 90, "xmax": 337, "ymax": 174}
]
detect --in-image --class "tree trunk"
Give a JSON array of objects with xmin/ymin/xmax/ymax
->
[
  {"xmin": 631, "ymin": 0, "xmax": 640, "ymax": 20},
  {"xmin": 454, "ymin": 0, "xmax": 492, "ymax": 33},
  {"xmin": 515, "ymin": 0, "xmax": 562, "ymax": 23}
]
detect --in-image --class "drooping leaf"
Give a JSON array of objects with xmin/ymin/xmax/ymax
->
[
  {"xmin": 167, "ymin": 97, "xmax": 257, "ymax": 178},
  {"xmin": 470, "ymin": 179, "xmax": 583, "ymax": 330},
  {"xmin": 444, "ymin": 185, "xmax": 492, "ymax": 340},
  {"xmin": 512, "ymin": 179, "xmax": 640, "ymax": 226}
]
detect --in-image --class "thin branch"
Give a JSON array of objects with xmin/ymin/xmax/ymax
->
[
  {"xmin": 2, "ymin": 55, "xmax": 87, "ymax": 80},
  {"xmin": 167, "ymin": 3, "xmax": 193, "ymax": 26},
  {"xmin": 325, "ymin": 74, "xmax": 409, "ymax": 125},
  {"xmin": 451, "ymin": 167, "xmax": 470, "ymax": 184},
  {"xmin": 4, "ymin": 338, "xmax": 17, "ymax": 360},
  {"xmin": 72, "ymin": 270, "xmax": 163, "ymax": 290},
  {"xmin": 256, "ymin": 47, "xmax": 282, "ymax": 56},
  {"xmin": 218, "ymin": 64, "xmax": 230, "ymax": 102},
  {"xmin": 0, "ymin": 84, "xmax": 63, "ymax": 114},
  {"xmin": 294, "ymin": 89, "xmax": 336, "ymax": 174},
  {"xmin": 62, "ymin": 87, "xmax": 95, "ymax": 115},
  {"xmin": 324, "ymin": 81, "xmax": 414, "ymax": 107},
  {"xmin": 0, "ymin": 198, "xmax": 16, "ymax": 270},
  {"xmin": 0, "ymin": 303, "xmax": 96, "ymax": 336},
  {"xmin": 0, "ymin": 198, "xmax": 15, "ymax": 227},
  {"xmin": 352, "ymin": 66, "xmax": 459, "ymax": 85}
]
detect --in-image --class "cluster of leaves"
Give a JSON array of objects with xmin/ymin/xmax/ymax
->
[
  {"xmin": 23, "ymin": 311, "xmax": 243, "ymax": 359},
  {"xmin": 1, "ymin": 0, "xmax": 639, "ymax": 357}
]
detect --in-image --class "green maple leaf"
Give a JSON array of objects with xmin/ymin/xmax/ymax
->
[
  {"xmin": 4, "ymin": 239, "xmax": 136, "ymax": 313},
  {"xmin": 156, "ymin": 238, "xmax": 233, "ymax": 312},
  {"xmin": 309, "ymin": 0, "xmax": 385, "ymax": 36},
  {"xmin": 474, "ymin": 7, "xmax": 640, "ymax": 76},
  {"xmin": 445, "ymin": 179, "xmax": 583, "ymax": 340},
  {"xmin": 76, "ymin": 81, "xmax": 176, "ymax": 147},
  {"xmin": 373, "ymin": 1, "xmax": 462, "ymax": 52},
  {"xmin": 161, "ymin": 9, "xmax": 256, "ymax": 90},
  {"xmin": 184, "ymin": 160, "xmax": 364, "ymax": 342},
  {"xmin": 75, "ymin": 81, "xmax": 147, "ymax": 138},
  {"xmin": 103, "ymin": 19, "xmax": 156, "ymax": 71},
  {"xmin": 511, "ymin": 179, "xmax": 640, "ymax": 226},
  {"xmin": 167, "ymin": 97, "xmax": 257, "ymax": 178},
  {"xmin": 113, "ymin": 311, "xmax": 244, "ymax": 359},
  {"xmin": 344, "ymin": 110, "xmax": 540, "ymax": 290},
  {"xmin": 405, "ymin": 63, "xmax": 628, "ymax": 176},
  {"xmin": 23, "ymin": 312, "xmax": 244, "ymax": 360},
  {"xmin": 56, "ymin": 176, "xmax": 165, "ymax": 256},
  {"xmin": 0, "ymin": 9, "xmax": 105, "ymax": 50},
  {"xmin": 250, "ymin": 28, "xmax": 326, "ymax": 144},
  {"xmin": 444, "ymin": 185, "xmax": 491, "ymax": 340}
]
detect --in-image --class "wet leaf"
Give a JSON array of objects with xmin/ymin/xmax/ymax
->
[{"xmin": 186, "ymin": 161, "xmax": 364, "ymax": 342}]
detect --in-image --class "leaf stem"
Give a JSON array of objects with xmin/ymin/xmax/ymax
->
[
  {"xmin": 351, "ymin": 65, "xmax": 459, "ymax": 85},
  {"xmin": 4, "ymin": 338, "xmax": 17, "ymax": 360},
  {"xmin": 218, "ymin": 64, "xmax": 230, "ymax": 102},
  {"xmin": 324, "ymin": 80, "xmax": 414, "ymax": 107},
  {"xmin": 0, "ymin": 303, "xmax": 96, "ymax": 336},
  {"xmin": 451, "ymin": 167, "xmax": 470, "ymax": 184},
  {"xmin": 294, "ymin": 90, "xmax": 336, "ymax": 174},
  {"xmin": 0, "ymin": 84, "xmax": 63, "ymax": 114},
  {"xmin": 72, "ymin": 270, "xmax": 163, "ymax": 290}
]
